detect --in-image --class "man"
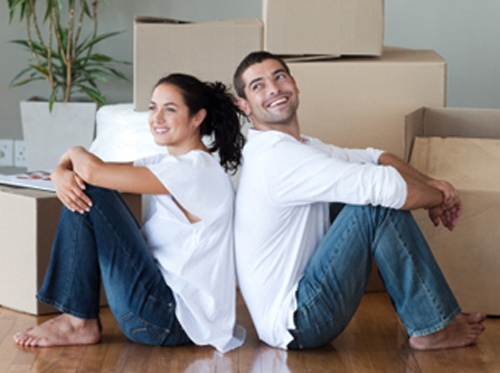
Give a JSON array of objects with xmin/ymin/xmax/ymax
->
[{"xmin": 232, "ymin": 51, "xmax": 485, "ymax": 350}]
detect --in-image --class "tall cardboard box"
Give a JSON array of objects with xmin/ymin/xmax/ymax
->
[
  {"xmin": 263, "ymin": 0, "xmax": 384, "ymax": 56},
  {"xmin": 406, "ymin": 107, "xmax": 500, "ymax": 315},
  {"xmin": 0, "ymin": 186, "xmax": 142, "ymax": 315},
  {"xmin": 288, "ymin": 47, "xmax": 447, "ymax": 158},
  {"xmin": 134, "ymin": 17, "xmax": 263, "ymax": 111}
]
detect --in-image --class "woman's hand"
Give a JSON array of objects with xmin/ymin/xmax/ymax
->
[{"xmin": 51, "ymin": 163, "xmax": 92, "ymax": 214}]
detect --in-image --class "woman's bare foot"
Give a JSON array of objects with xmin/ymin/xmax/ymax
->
[
  {"xmin": 409, "ymin": 313, "xmax": 486, "ymax": 350},
  {"xmin": 13, "ymin": 314, "xmax": 101, "ymax": 347}
]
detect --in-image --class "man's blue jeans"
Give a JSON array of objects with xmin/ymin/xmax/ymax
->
[
  {"xmin": 288, "ymin": 204, "xmax": 460, "ymax": 349},
  {"xmin": 37, "ymin": 186, "xmax": 191, "ymax": 346}
]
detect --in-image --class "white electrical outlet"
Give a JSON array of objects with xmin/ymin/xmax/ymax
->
[
  {"xmin": 0, "ymin": 139, "xmax": 14, "ymax": 167},
  {"xmin": 14, "ymin": 140, "xmax": 27, "ymax": 168}
]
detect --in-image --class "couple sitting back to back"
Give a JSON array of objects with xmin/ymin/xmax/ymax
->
[{"xmin": 14, "ymin": 51, "xmax": 485, "ymax": 353}]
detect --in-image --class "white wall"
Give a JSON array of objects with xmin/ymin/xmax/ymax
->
[
  {"xmin": 385, "ymin": 0, "xmax": 500, "ymax": 109},
  {"xmin": 1, "ymin": 1, "xmax": 499, "ymax": 140}
]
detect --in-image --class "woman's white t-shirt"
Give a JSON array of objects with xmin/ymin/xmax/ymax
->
[{"xmin": 135, "ymin": 150, "xmax": 245, "ymax": 352}]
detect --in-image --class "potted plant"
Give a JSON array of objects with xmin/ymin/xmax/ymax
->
[{"xmin": 7, "ymin": 0, "xmax": 129, "ymax": 171}]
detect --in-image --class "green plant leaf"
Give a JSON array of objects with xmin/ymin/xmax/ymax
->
[
  {"xmin": 79, "ymin": 86, "xmax": 107, "ymax": 105},
  {"xmin": 8, "ymin": 0, "xmax": 130, "ymax": 109},
  {"xmin": 75, "ymin": 31, "xmax": 124, "ymax": 56}
]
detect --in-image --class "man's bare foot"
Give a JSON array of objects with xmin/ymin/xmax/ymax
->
[
  {"xmin": 409, "ymin": 313, "xmax": 486, "ymax": 350},
  {"xmin": 13, "ymin": 314, "xmax": 101, "ymax": 347}
]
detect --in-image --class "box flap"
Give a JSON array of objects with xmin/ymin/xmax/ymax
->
[
  {"xmin": 409, "ymin": 136, "xmax": 500, "ymax": 192},
  {"xmin": 423, "ymin": 108, "xmax": 500, "ymax": 139},
  {"xmin": 282, "ymin": 54, "xmax": 341, "ymax": 62},
  {"xmin": 405, "ymin": 107, "xmax": 500, "ymax": 162},
  {"xmin": 134, "ymin": 17, "xmax": 262, "ymax": 27},
  {"xmin": 404, "ymin": 107, "xmax": 426, "ymax": 162},
  {"xmin": 134, "ymin": 16, "xmax": 188, "ymax": 25}
]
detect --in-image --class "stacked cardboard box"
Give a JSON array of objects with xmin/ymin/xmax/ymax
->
[
  {"xmin": 133, "ymin": 0, "xmax": 387, "ymax": 111},
  {"xmin": 263, "ymin": 0, "xmax": 384, "ymax": 57},
  {"xmin": 290, "ymin": 47, "xmax": 446, "ymax": 157},
  {"xmin": 133, "ymin": 18, "xmax": 263, "ymax": 111}
]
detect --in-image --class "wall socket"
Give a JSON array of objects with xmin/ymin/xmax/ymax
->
[
  {"xmin": 14, "ymin": 140, "xmax": 27, "ymax": 168},
  {"xmin": 0, "ymin": 139, "xmax": 14, "ymax": 167}
]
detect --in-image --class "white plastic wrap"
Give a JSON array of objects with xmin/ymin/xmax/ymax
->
[{"xmin": 90, "ymin": 103, "xmax": 166, "ymax": 162}]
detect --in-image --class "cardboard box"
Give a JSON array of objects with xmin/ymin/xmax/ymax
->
[
  {"xmin": 263, "ymin": 0, "xmax": 384, "ymax": 56},
  {"xmin": 0, "ymin": 186, "xmax": 142, "ymax": 315},
  {"xmin": 288, "ymin": 47, "xmax": 447, "ymax": 158},
  {"xmin": 134, "ymin": 17, "xmax": 263, "ymax": 111},
  {"xmin": 406, "ymin": 107, "xmax": 500, "ymax": 315}
]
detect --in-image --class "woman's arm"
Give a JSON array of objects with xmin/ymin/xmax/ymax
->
[
  {"xmin": 51, "ymin": 146, "xmax": 169, "ymax": 213},
  {"xmin": 68, "ymin": 147, "xmax": 168, "ymax": 194}
]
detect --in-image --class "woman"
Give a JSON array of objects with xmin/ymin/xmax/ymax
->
[{"xmin": 13, "ymin": 73, "xmax": 246, "ymax": 352}]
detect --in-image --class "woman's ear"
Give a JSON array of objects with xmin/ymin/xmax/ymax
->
[
  {"xmin": 193, "ymin": 108, "xmax": 207, "ymax": 128},
  {"xmin": 237, "ymin": 97, "xmax": 252, "ymax": 116}
]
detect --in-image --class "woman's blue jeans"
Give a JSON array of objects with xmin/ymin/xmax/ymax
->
[
  {"xmin": 288, "ymin": 204, "xmax": 460, "ymax": 349},
  {"xmin": 37, "ymin": 186, "xmax": 191, "ymax": 346}
]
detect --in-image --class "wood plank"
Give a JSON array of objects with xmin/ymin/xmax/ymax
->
[{"xmin": 0, "ymin": 293, "xmax": 499, "ymax": 372}]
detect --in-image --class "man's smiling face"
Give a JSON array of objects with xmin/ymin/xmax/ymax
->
[{"xmin": 237, "ymin": 58, "xmax": 300, "ymax": 131}]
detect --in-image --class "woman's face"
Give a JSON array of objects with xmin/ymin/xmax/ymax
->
[{"xmin": 148, "ymin": 83, "xmax": 204, "ymax": 155}]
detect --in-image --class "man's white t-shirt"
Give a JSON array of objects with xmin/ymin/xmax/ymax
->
[
  {"xmin": 135, "ymin": 150, "xmax": 245, "ymax": 352},
  {"xmin": 234, "ymin": 130, "xmax": 407, "ymax": 349}
]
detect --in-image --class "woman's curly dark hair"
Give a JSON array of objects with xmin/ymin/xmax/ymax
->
[{"xmin": 154, "ymin": 73, "xmax": 245, "ymax": 174}]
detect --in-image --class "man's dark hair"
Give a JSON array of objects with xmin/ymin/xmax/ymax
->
[{"xmin": 233, "ymin": 51, "xmax": 290, "ymax": 99}]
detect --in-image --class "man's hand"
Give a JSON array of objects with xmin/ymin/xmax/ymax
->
[
  {"xmin": 426, "ymin": 179, "xmax": 462, "ymax": 231},
  {"xmin": 428, "ymin": 179, "xmax": 461, "ymax": 210},
  {"xmin": 427, "ymin": 196, "xmax": 462, "ymax": 232},
  {"xmin": 378, "ymin": 152, "xmax": 463, "ymax": 231}
]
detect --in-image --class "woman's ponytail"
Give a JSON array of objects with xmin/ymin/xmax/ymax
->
[
  {"xmin": 156, "ymin": 74, "xmax": 245, "ymax": 174},
  {"xmin": 202, "ymin": 82, "xmax": 245, "ymax": 174}
]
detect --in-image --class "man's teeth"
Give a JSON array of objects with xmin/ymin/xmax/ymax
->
[{"xmin": 270, "ymin": 98, "xmax": 287, "ymax": 107}]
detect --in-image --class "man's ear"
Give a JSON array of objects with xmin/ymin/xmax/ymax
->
[{"xmin": 237, "ymin": 97, "xmax": 252, "ymax": 116}]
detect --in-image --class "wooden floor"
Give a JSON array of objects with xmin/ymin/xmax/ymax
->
[{"xmin": 1, "ymin": 291, "xmax": 500, "ymax": 372}]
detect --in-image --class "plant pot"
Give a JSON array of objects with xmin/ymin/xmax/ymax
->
[{"xmin": 20, "ymin": 99, "xmax": 97, "ymax": 171}]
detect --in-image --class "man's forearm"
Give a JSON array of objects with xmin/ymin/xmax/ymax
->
[
  {"xmin": 401, "ymin": 174, "xmax": 444, "ymax": 210},
  {"xmin": 378, "ymin": 152, "xmax": 432, "ymax": 184},
  {"xmin": 378, "ymin": 152, "xmax": 443, "ymax": 210}
]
